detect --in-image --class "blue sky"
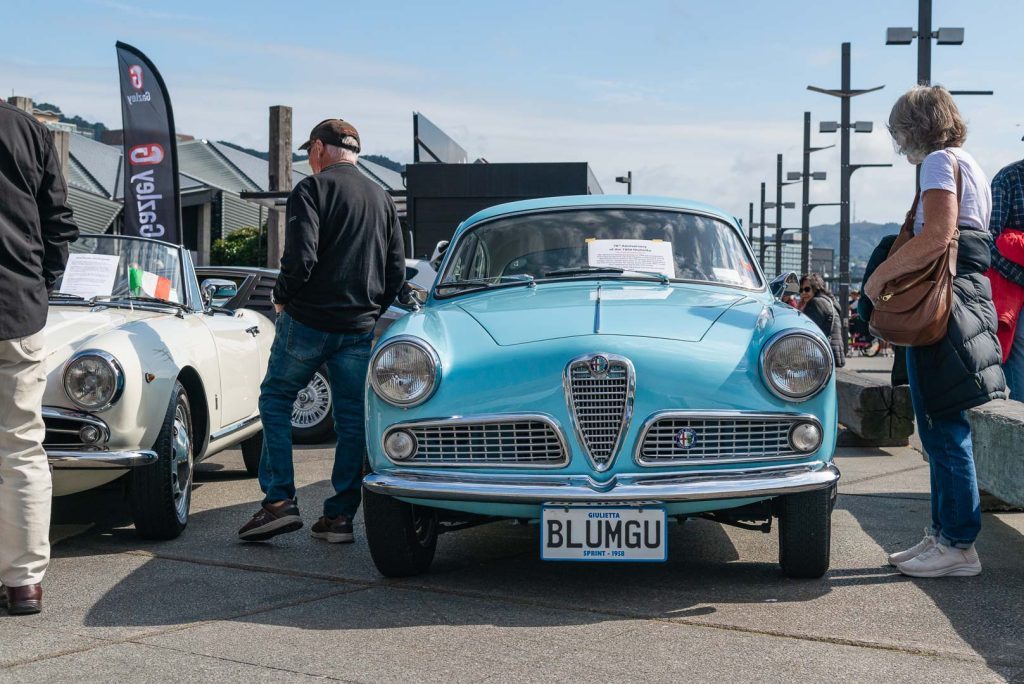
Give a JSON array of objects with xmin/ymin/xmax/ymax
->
[{"xmin": 4, "ymin": 0, "xmax": 1022, "ymax": 224}]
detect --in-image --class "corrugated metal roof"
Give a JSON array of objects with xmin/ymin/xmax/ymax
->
[
  {"xmin": 178, "ymin": 140, "xmax": 259, "ymax": 193},
  {"xmin": 291, "ymin": 158, "xmax": 402, "ymax": 192},
  {"xmin": 68, "ymin": 134, "xmax": 122, "ymax": 199},
  {"xmin": 67, "ymin": 186, "xmax": 121, "ymax": 234},
  {"xmin": 220, "ymin": 191, "xmax": 263, "ymax": 237}
]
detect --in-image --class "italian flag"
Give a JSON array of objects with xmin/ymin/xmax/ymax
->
[{"xmin": 130, "ymin": 267, "xmax": 175, "ymax": 301}]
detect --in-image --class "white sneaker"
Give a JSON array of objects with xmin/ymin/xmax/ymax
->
[
  {"xmin": 896, "ymin": 543, "xmax": 982, "ymax": 578},
  {"xmin": 887, "ymin": 530, "xmax": 938, "ymax": 566}
]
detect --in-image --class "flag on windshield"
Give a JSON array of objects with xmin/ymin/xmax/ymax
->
[{"xmin": 115, "ymin": 41, "xmax": 182, "ymax": 245}]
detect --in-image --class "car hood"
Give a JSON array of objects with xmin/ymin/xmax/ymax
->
[
  {"xmin": 43, "ymin": 306, "xmax": 163, "ymax": 358},
  {"xmin": 456, "ymin": 282, "xmax": 749, "ymax": 346}
]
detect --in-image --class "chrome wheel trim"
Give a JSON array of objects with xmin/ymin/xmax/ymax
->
[
  {"xmin": 292, "ymin": 372, "xmax": 332, "ymax": 429},
  {"xmin": 170, "ymin": 403, "xmax": 192, "ymax": 523}
]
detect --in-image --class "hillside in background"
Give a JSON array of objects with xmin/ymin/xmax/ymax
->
[
  {"xmin": 810, "ymin": 221, "xmax": 900, "ymax": 265},
  {"xmin": 217, "ymin": 141, "xmax": 405, "ymax": 172},
  {"xmin": 34, "ymin": 101, "xmax": 107, "ymax": 140}
]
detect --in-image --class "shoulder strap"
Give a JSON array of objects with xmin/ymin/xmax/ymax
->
[{"xmin": 947, "ymin": 150, "xmax": 963, "ymax": 206}]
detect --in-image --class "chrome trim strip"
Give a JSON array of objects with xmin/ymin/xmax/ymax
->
[
  {"xmin": 210, "ymin": 414, "xmax": 261, "ymax": 442},
  {"xmin": 632, "ymin": 410, "xmax": 824, "ymax": 467},
  {"xmin": 369, "ymin": 335, "xmax": 442, "ymax": 408},
  {"xmin": 48, "ymin": 450, "xmax": 158, "ymax": 469},
  {"xmin": 381, "ymin": 413, "xmax": 570, "ymax": 468},
  {"xmin": 61, "ymin": 350, "xmax": 125, "ymax": 412},
  {"xmin": 759, "ymin": 330, "xmax": 834, "ymax": 401},
  {"xmin": 42, "ymin": 406, "xmax": 111, "ymax": 445},
  {"xmin": 563, "ymin": 352, "xmax": 635, "ymax": 473},
  {"xmin": 363, "ymin": 462, "xmax": 840, "ymax": 504}
]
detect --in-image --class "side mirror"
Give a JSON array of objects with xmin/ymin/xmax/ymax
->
[
  {"xmin": 201, "ymin": 278, "xmax": 238, "ymax": 307},
  {"xmin": 397, "ymin": 282, "xmax": 428, "ymax": 311},
  {"xmin": 430, "ymin": 240, "xmax": 450, "ymax": 271},
  {"xmin": 769, "ymin": 272, "xmax": 800, "ymax": 300}
]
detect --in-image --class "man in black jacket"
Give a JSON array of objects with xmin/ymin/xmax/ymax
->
[
  {"xmin": 0, "ymin": 101, "xmax": 78, "ymax": 615},
  {"xmin": 239, "ymin": 119, "xmax": 405, "ymax": 543}
]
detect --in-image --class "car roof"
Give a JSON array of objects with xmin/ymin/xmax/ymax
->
[{"xmin": 456, "ymin": 195, "xmax": 740, "ymax": 237}]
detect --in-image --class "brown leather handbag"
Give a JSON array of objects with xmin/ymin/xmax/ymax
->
[{"xmin": 868, "ymin": 152, "xmax": 962, "ymax": 347}]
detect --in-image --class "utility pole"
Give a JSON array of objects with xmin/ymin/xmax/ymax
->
[
  {"xmin": 748, "ymin": 201, "xmax": 754, "ymax": 243},
  {"xmin": 917, "ymin": 0, "xmax": 931, "ymax": 85},
  {"xmin": 808, "ymin": 43, "xmax": 888, "ymax": 335},
  {"xmin": 759, "ymin": 182, "xmax": 767, "ymax": 268},
  {"xmin": 775, "ymin": 154, "xmax": 783, "ymax": 277},
  {"xmin": 793, "ymin": 111, "xmax": 833, "ymax": 275}
]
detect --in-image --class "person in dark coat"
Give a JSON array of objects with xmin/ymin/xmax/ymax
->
[
  {"xmin": 0, "ymin": 100, "xmax": 78, "ymax": 615},
  {"xmin": 865, "ymin": 85, "xmax": 1006, "ymax": 578},
  {"xmin": 799, "ymin": 273, "xmax": 845, "ymax": 367}
]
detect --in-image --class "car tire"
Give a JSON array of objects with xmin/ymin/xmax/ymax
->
[
  {"xmin": 129, "ymin": 381, "xmax": 193, "ymax": 540},
  {"xmin": 291, "ymin": 366, "xmax": 334, "ymax": 444},
  {"xmin": 363, "ymin": 486, "xmax": 438, "ymax": 578},
  {"xmin": 777, "ymin": 484, "xmax": 834, "ymax": 579},
  {"xmin": 240, "ymin": 430, "xmax": 263, "ymax": 477}
]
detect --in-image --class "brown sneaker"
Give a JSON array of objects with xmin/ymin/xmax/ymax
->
[
  {"xmin": 310, "ymin": 515, "xmax": 354, "ymax": 544},
  {"xmin": 238, "ymin": 499, "xmax": 303, "ymax": 542}
]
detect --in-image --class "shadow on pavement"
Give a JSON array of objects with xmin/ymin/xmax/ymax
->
[{"xmin": 841, "ymin": 492, "xmax": 1024, "ymax": 674}]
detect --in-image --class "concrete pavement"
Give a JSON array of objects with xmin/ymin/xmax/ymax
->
[{"xmin": 2, "ymin": 437, "xmax": 1022, "ymax": 682}]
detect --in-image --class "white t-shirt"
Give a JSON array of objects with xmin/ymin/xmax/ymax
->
[{"xmin": 914, "ymin": 147, "xmax": 991, "ymax": 233}]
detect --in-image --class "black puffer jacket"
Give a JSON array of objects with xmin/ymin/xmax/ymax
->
[
  {"xmin": 803, "ymin": 294, "xmax": 845, "ymax": 367},
  {"xmin": 910, "ymin": 228, "xmax": 1006, "ymax": 418}
]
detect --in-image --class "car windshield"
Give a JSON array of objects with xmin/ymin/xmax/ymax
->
[
  {"xmin": 52, "ymin": 235, "xmax": 185, "ymax": 305},
  {"xmin": 438, "ymin": 208, "xmax": 762, "ymax": 294}
]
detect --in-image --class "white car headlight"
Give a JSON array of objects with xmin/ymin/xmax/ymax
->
[
  {"xmin": 760, "ymin": 332, "xmax": 832, "ymax": 401},
  {"xmin": 370, "ymin": 337, "xmax": 440, "ymax": 407},
  {"xmin": 63, "ymin": 350, "xmax": 125, "ymax": 411}
]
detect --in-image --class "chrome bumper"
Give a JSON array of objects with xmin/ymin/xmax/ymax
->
[
  {"xmin": 47, "ymin": 450, "xmax": 158, "ymax": 469},
  {"xmin": 364, "ymin": 462, "xmax": 840, "ymax": 504}
]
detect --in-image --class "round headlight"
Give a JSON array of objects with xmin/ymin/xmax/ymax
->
[
  {"xmin": 370, "ymin": 338, "xmax": 439, "ymax": 407},
  {"xmin": 384, "ymin": 430, "xmax": 418, "ymax": 460},
  {"xmin": 789, "ymin": 422, "xmax": 823, "ymax": 453},
  {"xmin": 63, "ymin": 351, "xmax": 124, "ymax": 411},
  {"xmin": 761, "ymin": 332, "xmax": 832, "ymax": 401}
]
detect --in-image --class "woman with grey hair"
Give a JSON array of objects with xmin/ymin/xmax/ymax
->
[{"xmin": 865, "ymin": 85, "xmax": 1006, "ymax": 578}]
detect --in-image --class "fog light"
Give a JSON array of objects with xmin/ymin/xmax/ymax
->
[
  {"xmin": 79, "ymin": 425, "xmax": 102, "ymax": 445},
  {"xmin": 384, "ymin": 430, "xmax": 417, "ymax": 461},
  {"xmin": 789, "ymin": 422, "xmax": 822, "ymax": 453}
]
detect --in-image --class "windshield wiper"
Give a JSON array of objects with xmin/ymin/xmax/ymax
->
[
  {"xmin": 436, "ymin": 275, "xmax": 535, "ymax": 292},
  {"xmin": 49, "ymin": 292, "xmax": 86, "ymax": 301},
  {"xmin": 544, "ymin": 266, "xmax": 670, "ymax": 283},
  {"xmin": 90, "ymin": 294, "xmax": 188, "ymax": 310}
]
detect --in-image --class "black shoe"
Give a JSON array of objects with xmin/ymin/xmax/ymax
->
[
  {"xmin": 310, "ymin": 515, "xmax": 354, "ymax": 544},
  {"xmin": 238, "ymin": 499, "xmax": 303, "ymax": 542}
]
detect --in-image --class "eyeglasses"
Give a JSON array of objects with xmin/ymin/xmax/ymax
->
[{"xmin": 801, "ymin": 287, "xmax": 813, "ymax": 293}]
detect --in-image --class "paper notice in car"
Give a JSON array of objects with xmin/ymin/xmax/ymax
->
[
  {"xmin": 60, "ymin": 254, "xmax": 120, "ymax": 299},
  {"xmin": 587, "ymin": 239, "xmax": 675, "ymax": 279}
]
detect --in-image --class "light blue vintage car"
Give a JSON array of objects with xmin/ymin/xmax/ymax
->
[{"xmin": 363, "ymin": 195, "xmax": 838, "ymax": 578}]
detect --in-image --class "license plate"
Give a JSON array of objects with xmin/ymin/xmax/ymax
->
[{"xmin": 540, "ymin": 505, "xmax": 667, "ymax": 562}]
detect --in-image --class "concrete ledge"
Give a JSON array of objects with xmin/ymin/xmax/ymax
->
[
  {"xmin": 967, "ymin": 400, "xmax": 1024, "ymax": 508},
  {"xmin": 836, "ymin": 369, "xmax": 915, "ymax": 446}
]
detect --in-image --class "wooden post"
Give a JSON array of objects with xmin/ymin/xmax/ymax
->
[
  {"xmin": 8, "ymin": 96, "xmax": 32, "ymax": 113},
  {"xmin": 266, "ymin": 105, "xmax": 293, "ymax": 269},
  {"xmin": 196, "ymin": 202, "xmax": 212, "ymax": 266},
  {"xmin": 50, "ymin": 129, "xmax": 70, "ymax": 182}
]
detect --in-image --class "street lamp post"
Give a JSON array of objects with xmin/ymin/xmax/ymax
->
[
  {"xmin": 788, "ymin": 112, "xmax": 832, "ymax": 275},
  {"xmin": 748, "ymin": 201, "xmax": 754, "ymax": 242},
  {"xmin": 808, "ymin": 42, "xmax": 888, "ymax": 336},
  {"xmin": 771, "ymin": 154, "xmax": 800, "ymax": 277},
  {"xmin": 615, "ymin": 171, "xmax": 633, "ymax": 194},
  {"xmin": 759, "ymin": 182, "xmax": 767, "ymax": 262}
]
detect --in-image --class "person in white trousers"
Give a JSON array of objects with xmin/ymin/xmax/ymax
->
[{"xmin": 0, "ymin": 100, "xmax": 78, "ymax": 615}]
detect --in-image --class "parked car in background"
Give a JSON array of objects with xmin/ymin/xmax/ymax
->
[
  {"xmin": 196, "ymin": 259, "xmax": 435, "ymax": 444},
  {"xmin": 363, "ymin": 196, "xmax": 839, "ymax": 579},
  {"xmin": 46, "ymin": 235, "xmax": 273, "ymax": 539}
]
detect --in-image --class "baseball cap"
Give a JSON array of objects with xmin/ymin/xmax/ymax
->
[{"xmin": 298, "ymin": 118, "xmax": 360, "ymax": 153}]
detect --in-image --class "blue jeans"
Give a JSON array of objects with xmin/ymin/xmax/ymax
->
[
  {"xmin": 906, "ymin": 347, "xmax": 981, "ymax": 548},
  {"xmin": 1002, "ymin": 314, "xmax": 1024, "ymax": 402},
  {"xmin": 258, "ymin": 312, "xmax": 372, "ymax": 519}
]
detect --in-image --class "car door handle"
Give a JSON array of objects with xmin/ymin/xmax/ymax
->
[{"xmin": 246, "ymin": 326, "xmax": 260, "ymax": 337}]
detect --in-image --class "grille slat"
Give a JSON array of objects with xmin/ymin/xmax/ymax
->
[
  {"xmin": 399, "ymin": 419, "xmax": 566, "ymax": 466},
  {"xmin": 567, "ymin": 358, "xmax": 632, "ymax": 467},
  {"xmin": 638, "ymin": 415, "xmax": 803, "ymax": 464}
]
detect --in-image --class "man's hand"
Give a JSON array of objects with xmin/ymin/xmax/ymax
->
[{"xmin": 274, "ymin": 302, "xmax": 284, "ymax": 314}]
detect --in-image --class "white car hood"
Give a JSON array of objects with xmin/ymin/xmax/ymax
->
[{"xmin": 44, "ymin": 306, "xmax": 164, "ymax": 360}]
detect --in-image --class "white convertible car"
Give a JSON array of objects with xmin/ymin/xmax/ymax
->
[{"xmin": 45, "ymin": 234, "xmax": 272, "ymax": 539}]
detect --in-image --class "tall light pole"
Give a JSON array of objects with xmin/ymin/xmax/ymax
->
[
  {"xmin": 808, "ymin": 42, "xmax": 888, "ymax": 335},
  {"xmin": 748, "ymin": 201, "xmax": 754, "ymax": 242},
  {"xmin": 615, "ymin": 171, "xmax": 633, "ymax": 194},
  {"xmin": 788, "ymin": 112, "xmax": 832, "ymax": 275},
  {"xmin": 759, "ymin": 182, "xmax": 767, "ymax": 261},
  {"xmin": 771, "ymin": 154, "xmax": 800, "ymax": 277}
]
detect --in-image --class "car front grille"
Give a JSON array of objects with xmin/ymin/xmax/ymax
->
[
  {"xmin": 42, "ymin": 408, "xmax": 109, "ymax": 450},
  {"xmin": 637, "ymin": 414, "xmax": 806, "ymax": 465},
  {"xmin": 394, "ymin": 417, "xmax": 567, "ymax": 466},
  {"xmin": 566, "ymin": 356, "xmax": 633, "ymax": 469}
]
